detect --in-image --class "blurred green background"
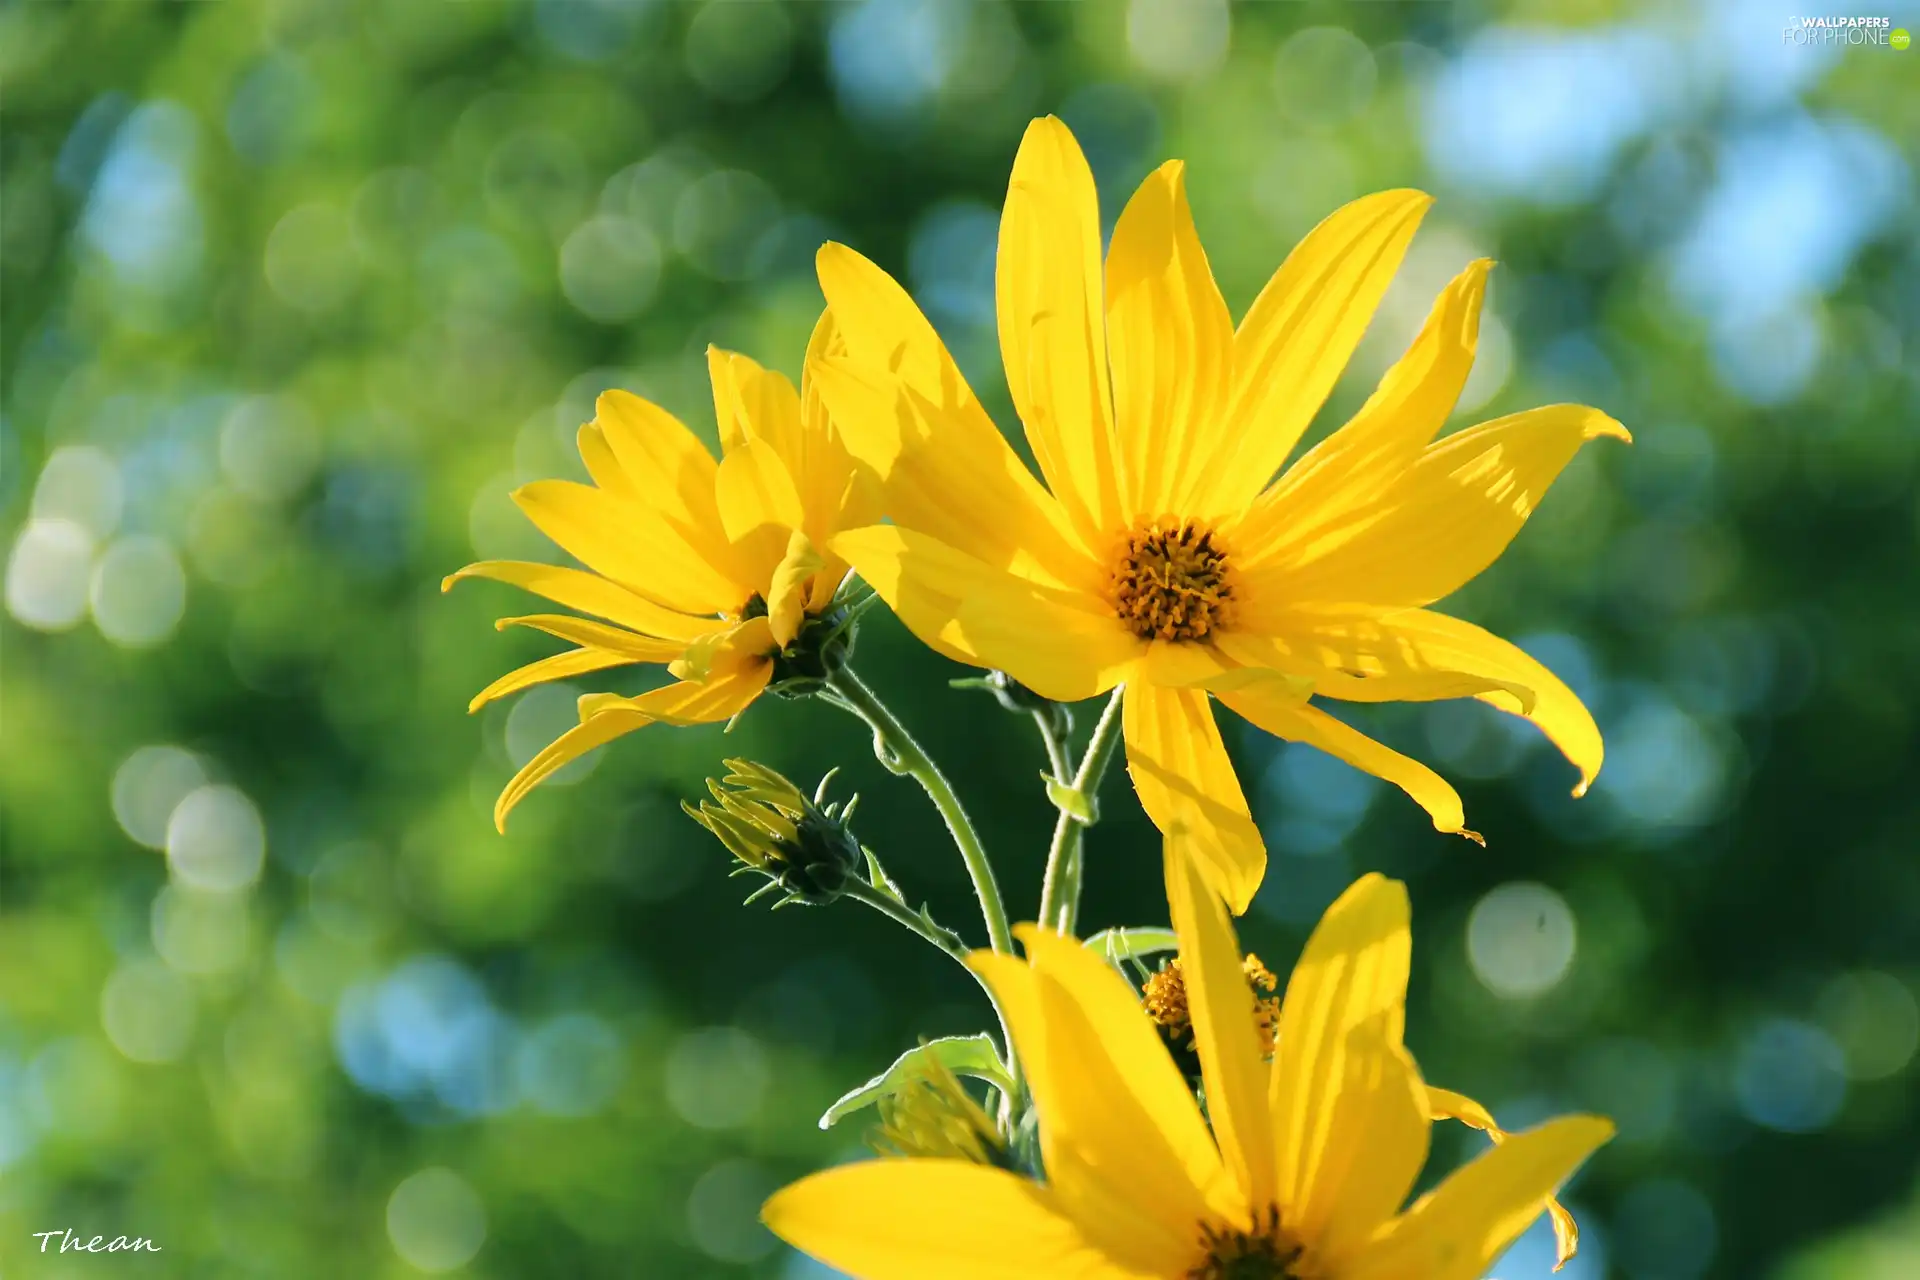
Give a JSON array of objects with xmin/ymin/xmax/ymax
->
[{"xmin": 3, "ymin": 0, "xmax": 1918, "ymax": 1276}]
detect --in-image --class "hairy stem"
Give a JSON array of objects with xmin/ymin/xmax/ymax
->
[
  {"xmin": 824, "ymin": 666, "xmax": 1027, "ymax": 1127},
  {"xmin": 1036, "ymin": 686, "xmax": 1126, "ymax": 936},
  {"xmin": 826, "ymin": 666, "xmax": 1014, "ymax": 956},
  {"xmin": 1034, "ymin": 708, "xmax": 1072, "ymax": 784},
  {"xmin": 841, "ymin": 879, "xmax": 973, "ymax": 973}
]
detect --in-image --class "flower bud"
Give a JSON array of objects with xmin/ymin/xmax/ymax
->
[
  {"xmin": 683, "ymin": 760, "xmax": 863, "ymax": 906},
  {"xmin": 869, "ymin": 1052, "xmax": 1012, "ymax": 1170}
]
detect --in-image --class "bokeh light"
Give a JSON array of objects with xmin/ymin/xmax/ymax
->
[
  {"xmin": 1735, "ymin": 1018, "xmax": 1849, "ymax": 1134},
  {"xmin": 387, "ymin": 1167, "xmax": 488, "ymax": 1273},
  {"xmin": 1467, "ymin": 882, "xmax": 1579, "ymax": 1000},
  {"xmin": 667, "ymin": 1027, "xmax": 771, "ymax": 1132}
]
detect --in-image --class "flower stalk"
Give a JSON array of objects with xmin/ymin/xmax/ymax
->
[
  {"xmin": 820, "ymin": 664, "xmax": 1027, "ymax": 1125},
  {"xmin": 823, "ymin": 666, "xmax": 1014, "ymax": 959},
  {"xmin": 1036, "ymin": 686, "xmax": 1126, "ymax": 936}
]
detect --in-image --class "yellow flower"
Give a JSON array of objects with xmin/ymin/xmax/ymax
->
[
  {"xmin": 812, "ymin": 117, "xmax": 1629, "ymax": 911},
  {"xmin": 764, "ymin": 851, "xmax": 1614, "ymax": 1280},
  {"xmin": 445, "ymin": 313, "xmax": 874, "ymax": 831}
]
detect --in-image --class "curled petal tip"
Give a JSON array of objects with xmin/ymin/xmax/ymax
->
[
  {"xmin": 1458, "ymin": 827, "xmax": 1486, "ymax": 847},
  {"xmin": 1584, "ymin": 410, "xmax": 1633, "ymax": 444}
]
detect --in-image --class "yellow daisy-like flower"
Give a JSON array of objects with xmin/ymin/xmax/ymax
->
[
  {"xmin": 445, "ymin": 313, "xmax": 873, "ymax": 831},
  {"xmin": 812, "ymin": 117, "xmax": 1629, "ymax": 911},
  {"xmin": 764, "ymin": 851, "xmax": 1614, "ymax": 1280}
]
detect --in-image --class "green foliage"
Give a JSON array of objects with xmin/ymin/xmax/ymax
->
[{"xmin": 816, "ymin": 1034, "xmax": 1012, "ymax": 1132}]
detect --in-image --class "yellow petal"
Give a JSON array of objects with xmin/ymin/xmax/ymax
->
[
  {"xmin": 1104, "ymin": 160, "xmax": 1233, "ymax": 520},
  {"xmin": 1015, "ymin": 925, "xmax": 1238, "ymax": 1225},
  {"xmin": 706, "ymin": 345, "xmax": 748, "ymax": 456},
  {"xmin": 807, "ymin": 559, "xmax": 848, "ymax": 615},
  {"xmin": 511, "ymin": 480, "xmax": 745, "ymax": 615},
  {"xmin": 997, "ymin": 116, "xmax": 1125, "ymax": 548},
  {"xmin": 591, "ymin": 389, "xmax": 728, "ymax": 548},
  {"xmin": 1344, "ymin": 1114, "xmax": 1614, "ymax": 1280},
  {"xmin": 1213, "ymin": 190, "xmax": 1433, "ymax": 515},
  {"xmin": 1136, "ymin": 638, "xmax": 1236, "ymax": 690},
  {"xmin": 765, "ymin": 529, "xmax": 823, "ymax": 648},
  {"xmin": 1220, "ymin": 694, "xmax": 1474, "ymax": 840},
  {"xmin": 797, "ymin": 309, "xmax": 874, "ymax": 546},
  {"xmin": 710, "ymin": 345, "xmax": 803, "ymax": 462},
  {"xmin": 495, "ymin": 659, "xmax": 772, "ymax": 829},
  {"xmin": 713, "ymin": 434, "xmax": 807, "ymax": 588},
  {"xmin": 968, "ymin": 952, "xmax": 1217, "ymax": 1274},
  {"xmin": 467, "ymin": 647, "xmax": 639, "ymax": 714},
  {"xmin": 1427, "ymin": 1087, "xmax": 1585, "ymax": 1271},
  {"xmin": 833, "ymin": 525, "xmax": 1137, "ymax": 701},
  {"xmin": 495, "ymin": 613, "xmax": 690, "ymax": 662},
  {"xmin": 1232, "ymin": 259, "xmax": 1492, "ymax": 565},
  {"xmin": 1214, "ymin": 630, "xmax": 1530, "ymax": 710},
  {"xmin": 814, "ymin": 244, "xmax": 1099, "ymax": 592},
  {"xmin": 1288, "ymin": 1020, "xmax": 1429, "ymax": 1268},
  {"xmin": 667, "ymin": 616, "xmax": 776, "ymax": 685},
  {"xmin": 1264, "ymin": 874, "xmax": 1413, "ymax": 1216},
  {"xmin": 763, "ymin": 1160, "xmax": 1154, "ymax": 1280},
  {"xmin": 1286, "ymin": 610, "xmax": 1601, "ymax": 796},
  {"xmin": 585, "ymin": 654, "xmax": 771, "ymax": 726},
  {"xmin": 493, "ymin": 707, "xmax": 651, "ymax": 832},
  {"xmin": 1165, "ymin": 840, "xmax": 1274, "ymax": 1213},
  {"xmin": 1122, "ymin": 683, "xmax": 1265, "ymax": 914},
  {"xmin": 442, "ymin": 561, "xmax": 715, "ymax": 641},
  {"xmin": 575, "ymin": 423, "xmax": 642, "ymax": 505},
  {"xmin": 714, "ymin": 435, "xmax": 805, "ymax": 539},
  {"xmin": 1262, "ymin": 404, "xmax": 1631, "ymax": 608}
]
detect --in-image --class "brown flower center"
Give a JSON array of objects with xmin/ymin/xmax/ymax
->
[
  {"xmin": 1142, "ymin": 955, "xmax": 1281, "ymax": 1059},
  {"xmin": 1111, "ymin": 522, "xmax": 1232, "ymax": 642},
  {"xmin": 1190, "ymin": 1207, "xmax": 1309, "ymax": 1279}
]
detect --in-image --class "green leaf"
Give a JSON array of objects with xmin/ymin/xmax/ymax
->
[
  {"xmin": 1043, "ymin": 774, "xmax": 1097, "ymax": 824},
  {"xmin": 862, "ymin": 846, "xmax": 906, "ymax": 904},
  {"xmin": 1081, "ymin": 926, "xmax": 1178, "ymax": 963},
  {"xmin": 817, "ymin": 1034, "xmax": 1012, "ymax": 1130}
]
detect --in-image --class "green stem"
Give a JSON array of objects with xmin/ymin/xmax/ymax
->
[
  {"xmin": 826, "ymin": 666, "xmax": 1015, "ymax": 957},
  {"xmin": 1033, "ymin": 708, "xmax": 1072, "ymax": 783},
  {"xmin": 842, "ymin": 879, "xmax": 980, "ymax": 980},
  {"xmin": 824, "ymin": 666, "xmax": 1028, "ymax": 1128},
  {"xmin": 1036, "ymin": 686, "xmax": 1126, "ymax": 936},
  {"xmin": 841, "ymin": 880, "xmax": 1022, "ymax": 1119}
]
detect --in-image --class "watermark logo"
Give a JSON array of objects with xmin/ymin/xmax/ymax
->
[
  {"xmin": 1783, "ymin": 15, "xmax": 1903, "ymax": 45},
  {"xmin": 32, "ymin": 1229, "xmax": 162, "ymax": 1254}
]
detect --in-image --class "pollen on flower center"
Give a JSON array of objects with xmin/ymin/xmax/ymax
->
[
  {"xmin": 1142, "ymin": 954, "xmax": 1281, "ymax": 1060},
  {"xmin": 1111, "ymin": 522, "xmax": 1233, "ymax": 642},
  {"xmin": 1191, "ymin": 1207, "xmax": 1308, "ymax": 1280}
]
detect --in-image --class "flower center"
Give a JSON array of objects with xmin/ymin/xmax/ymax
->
[
  {"xmin": 1111, "ymin": 522, "xmax": 1232, "ymax": 642},
  {"xmin": 1190, "ymin": 1208, "xmax": 1308, "ymax": 1280},
  {"xmin": 1142, "ymin": 954, "xmax": 1282, "ymax": 1064}
]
